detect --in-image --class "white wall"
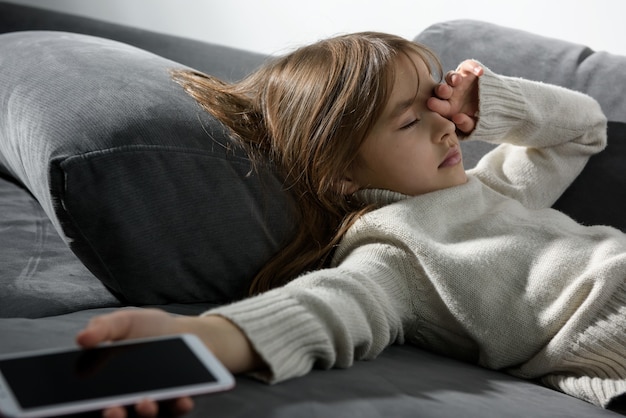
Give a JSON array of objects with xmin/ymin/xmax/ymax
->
[{"xmin": 5, "ymin": 0, "xmax": 626, "ymax": 56}]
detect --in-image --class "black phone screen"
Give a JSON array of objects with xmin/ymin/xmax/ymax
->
[{"xmin": 0, "ymin": 338, "xmax": 217, "ymax": 409}]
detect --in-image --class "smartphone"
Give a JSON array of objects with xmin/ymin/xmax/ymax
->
[{"xmin": 0, "ymin": 334, "xmax": 235, "ymax": 418}]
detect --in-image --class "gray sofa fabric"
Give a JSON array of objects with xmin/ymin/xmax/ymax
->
[
  {"xmin": 1, "ymin": 2, "xmax": 624, "ymax": 417},
  {"xmin": 0, "ymin": 308, "xmax": 617, "ymax": 418},
  {"xmin": 0, "ymin": 174, "xmax": 119, "ymax": 317}
]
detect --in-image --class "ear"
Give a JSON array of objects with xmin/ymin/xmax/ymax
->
[{"xmin": 338, "ymin": 176, "xmax": 359, "ymax": 195}]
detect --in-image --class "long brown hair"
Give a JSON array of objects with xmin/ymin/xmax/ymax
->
[{"xmin": 171, "ymin": 32, "xmax": 441, "ymax": 295}]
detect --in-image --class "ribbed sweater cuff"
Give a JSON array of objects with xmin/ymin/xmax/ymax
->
[
  {"xmin": 202, "ymin": 290, "xmax": 332, "ymax": 383},
  {"xmin": 543, "ymin": 281, "xmax": 626, "ymax": 407},
  {"xmin": 469, "ymin": 66, "xmax": 527, "ymax": 143}
]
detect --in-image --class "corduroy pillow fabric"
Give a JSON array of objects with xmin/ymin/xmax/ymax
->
[{"xmin": 0, "ymin": 31, "xmax": 295, "ymax": 305}]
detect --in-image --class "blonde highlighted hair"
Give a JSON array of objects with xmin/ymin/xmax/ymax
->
[{"xmin": 171, "ymin": 32, "xmax": 441, "ymax": 294}]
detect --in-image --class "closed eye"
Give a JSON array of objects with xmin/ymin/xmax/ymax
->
[{"xmin": 400, "ymin": 119, "xmax": 419, "ymax": 130}]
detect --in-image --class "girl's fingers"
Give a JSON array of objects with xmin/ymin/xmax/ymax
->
[
  {"xmin": 135, "ymin": 399, "xmax": 159, "ymax": 417},
  {"xmin": 76, "ymin": 310, "xmax": 195, "ymax": 418},
  {"xmin": 132, "ymin": 397, "xmax": 193, "ymax": 418},
  {"xmin": 76, "ymin": 311, "xmax": 133, "ymax": 348},
  {"xmin": 433, "ymin": 82, "xmax": 453, "ymax": 100},
  {"xmin": 171, "ymin": 397, "xmax": 195, "ymax": 416},
  {"xmin": 452, "ymin": 113, "xmax": 476, "ymax": 134},
  {"xmin": 101, "ymin": 396, "xmax": 193, "ymax": 418},
  {"xmin": 445, "ymin": 71, "xmax": 461, "ymax": 86},
  {"xmin": 76, "ymin": 317, "xmax": 114, "ymax": 348},
  {"xmin": 102, "ymin": 406, "xmax": 127, "ymax": 418},
  {"xmin": 457, "ymin": 59, "xmax": 483, "ymax": 77},
  {"xmin": 77, "ymin": 309, "xmax": 180, "ymax": 349},
  {"xmin": 427, "ymin": 96, "xmax": 452, "ymax": 117}
]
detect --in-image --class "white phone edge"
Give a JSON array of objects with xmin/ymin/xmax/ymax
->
[{"xmin": 0, "ymin": 334, "xmax": 235, "ymax": 418}]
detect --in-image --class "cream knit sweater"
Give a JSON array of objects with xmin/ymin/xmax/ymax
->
[{"xmin": 207, "ymin": 67, "xmax": 626, "ymax": 407}]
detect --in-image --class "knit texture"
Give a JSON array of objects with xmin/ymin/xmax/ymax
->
[{"xmin": 206, "ymin": 67, "xmax": 624, "ymax": 407}]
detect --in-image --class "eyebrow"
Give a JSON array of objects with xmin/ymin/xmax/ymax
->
[
  {"xmin": 387, "ymin": 76, "xmax": 424, "ymax": 121},
  {"xmin": 388, "ymin": 97, "xmax": 416, "ymax": 120}
]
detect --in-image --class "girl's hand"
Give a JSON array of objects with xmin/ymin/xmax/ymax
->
[
  {"xmin": 427, "ymin": 59, "xmax": 483, "ymax": 134},
  {"xmin": 77, "ymin": 308, "xmax": 263, "ymax": 418},
  {"xmin": 76, "ymin": 308, "xmax": 185, "ymax": 349},
  {"xmin": 76, "ymin": 309, "xmax": 194, "ymax": 418}
]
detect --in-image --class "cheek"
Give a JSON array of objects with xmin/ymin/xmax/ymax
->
[
  {"xmin": 398, "ymin": 140, "xmax": 430, "ymax": 166},
  {"xmin": 357, "ymin": 138, "xmax": 387, "ymax": 171}
]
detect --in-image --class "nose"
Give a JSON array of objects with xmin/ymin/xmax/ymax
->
[{"xmin": 427, "ymin": 111, "xmax": 456, "ymax": 144}]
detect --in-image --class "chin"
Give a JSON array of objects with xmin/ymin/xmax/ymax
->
[{"xmin": 450, "ymin": 168, "xmax": 468, "ymax": 188}]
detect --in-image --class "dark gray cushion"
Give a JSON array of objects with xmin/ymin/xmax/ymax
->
[
  {"xmin": 552, "ymin": 121, "xmax": 626, "ymax": 231},
  {"xmin": 0, "ymin": 31, "xmax": 295, "ymax": 305},
  {"xmin": 415, "ymin": 20, "xmax": 626, "ymax": 232}
]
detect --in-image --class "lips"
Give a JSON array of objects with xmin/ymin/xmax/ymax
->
[{"xmin": 438, "ymin": 146, "xmax": 462, "ymax": 168}]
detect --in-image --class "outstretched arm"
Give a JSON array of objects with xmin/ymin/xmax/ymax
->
[{"xmin": 76, "ymin": 309, "xmax": 264, "ymax": 418}]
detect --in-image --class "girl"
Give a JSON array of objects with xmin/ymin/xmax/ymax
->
[{"xmin": 76, "ymin": 31, "xmax": 624, "ymax": 417}]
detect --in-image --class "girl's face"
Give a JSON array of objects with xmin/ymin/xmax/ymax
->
[{"xmin": 342, "ymin": 53, "xmax": 467, "ymax": 196}]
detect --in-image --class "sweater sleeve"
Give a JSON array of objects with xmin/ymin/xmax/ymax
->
[
  {"xmin": 466, "ymin": 66, "xmax": 607, "ymax": 209},
  {"xmin": 202, "ymin": 240, "xmax": 415, "ymax": 383}
]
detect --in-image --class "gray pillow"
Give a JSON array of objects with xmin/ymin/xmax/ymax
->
[{"xmin": 0, "ymin": 31, "xmax": 295, "ymax": 305}]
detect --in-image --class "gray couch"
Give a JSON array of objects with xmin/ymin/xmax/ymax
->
[{"xmin": 1, "ymin": 2, "xmax": 625, "ymax": 417}]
